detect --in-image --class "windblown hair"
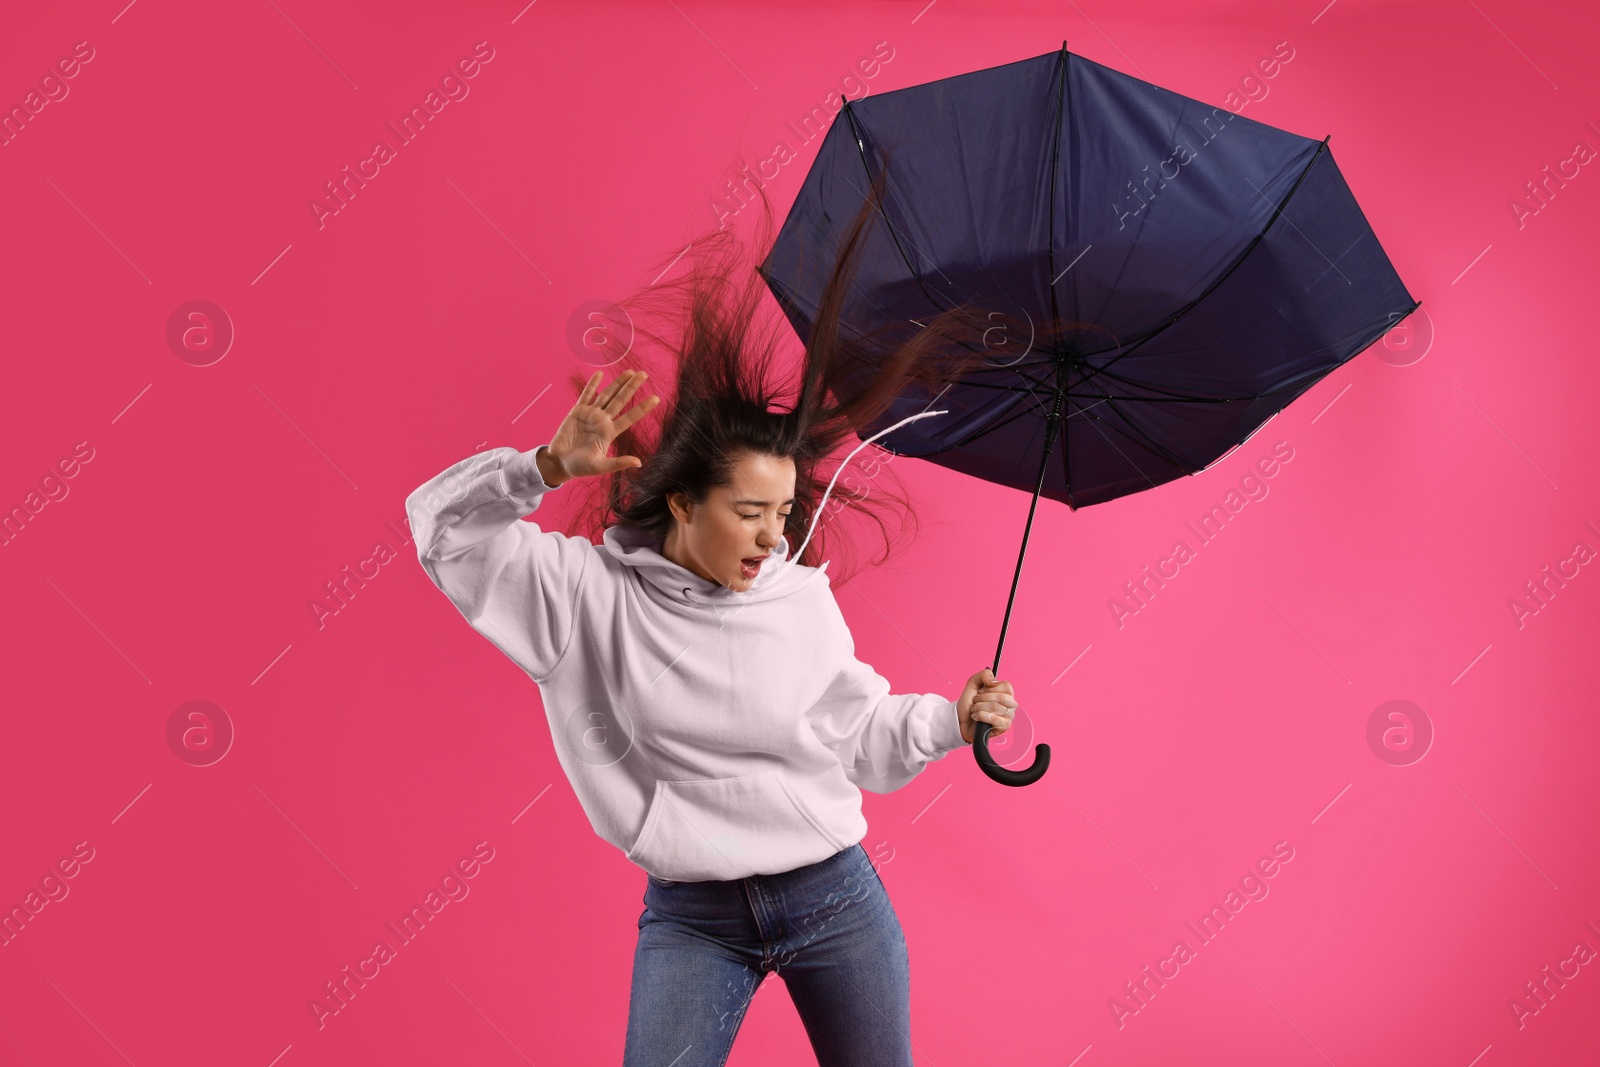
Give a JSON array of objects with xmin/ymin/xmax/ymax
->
[{"xmin": 561, "ymin": 156, "xmax": 999, "ymax": 584}]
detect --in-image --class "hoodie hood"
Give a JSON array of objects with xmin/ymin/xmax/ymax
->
[{"xmin": 599, "ymin": 525, "xmax": 828, "ymax": 606}]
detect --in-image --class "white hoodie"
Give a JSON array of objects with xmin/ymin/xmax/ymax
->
[{"xmin": 404, "ymin": 443, "xmax": 967, "ymax": 882}]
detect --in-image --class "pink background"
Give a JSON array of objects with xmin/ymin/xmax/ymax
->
[{"xmin": 3, "ymin": 0, "xmax": 1598, "ymax": 1063}]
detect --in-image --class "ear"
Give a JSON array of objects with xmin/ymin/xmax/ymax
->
[{"xmin": 667, "ymin": 491, "xmax": 692, "ymax": 525}]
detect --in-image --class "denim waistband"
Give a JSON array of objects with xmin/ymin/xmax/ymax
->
[{"xmin": 645, "ymin": 842, "xmax": 878, "ymax": 917}]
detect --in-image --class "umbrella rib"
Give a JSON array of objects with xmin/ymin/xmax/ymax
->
[
  {"xmin": 954, "ymin": 362, "xmax": 1317, "ymax": 407},
  {"xmin": 957, "ymin": 391, "xmax": 1110, "ymax": 447},
  {"xmin": 1077, "ymin": 363, "xmax": 1324, "ymax": 404},
  {"xmin": 1093, "ymin": 393, "xmax": 1201, "ymax": 477},
  {"xmin": 956, "ymin": 380, "xmax": 1149, "ymax": 453},
  {"xmin": 840, "ymin": 104, "xmax": 955, "ymax": 300},
  {"xmin": 958, "ymin": 368, "xmax": 1227, "ymax": 457},
  {"xmin": 957, "ymin": 380, "xmax": 1055, "ymax": 396},
  {"xmin": 1093, "ymin": 355, "xmax": 1373, "ymax": 404},
  {"xmin": 1070, "ymin": 136, "xmax": 1333, "ymax": 388},
  {"xmin": 840, "ymin": 172, "xmax": 952, "ymax": 289},
  {"xmin": 957, "ymin": 368, "xmax": 1260, "ymax": 407},
  {"xmin": 1046, "ymin": 43, "xmax": 1069, "ymax": 360},
  {"xmin": 955, "ymin": 363, "xmax": 1061, "ymax": 420},
  {"xmin": 1067, "ymin": 397, "xmax": 1165, "ymax": 494}
]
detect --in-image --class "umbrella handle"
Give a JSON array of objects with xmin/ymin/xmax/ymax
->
[{"xmin": 971, "ymin": 722, "xmax": 1050, "ymax": 786}]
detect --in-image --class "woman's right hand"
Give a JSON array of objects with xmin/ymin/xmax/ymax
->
[{"xmin": 540, "ymin": 369, "xmax": 660, "ymax": 485}]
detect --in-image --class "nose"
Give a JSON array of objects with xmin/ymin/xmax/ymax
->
[{"xmin": 757, "ymin": 514, "xmax": 784, "ymax": 550}]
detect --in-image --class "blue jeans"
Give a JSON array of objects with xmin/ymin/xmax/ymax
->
[{"xmin": 624, "ymin": 842, "xmax": 914, "ymax": 1066}]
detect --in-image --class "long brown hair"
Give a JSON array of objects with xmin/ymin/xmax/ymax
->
[{"xmin": 561, "ymin": 154, "xmax": 999, "ymax": 584}]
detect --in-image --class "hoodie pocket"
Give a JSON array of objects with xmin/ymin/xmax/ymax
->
[{"xmin": 627, "ymin": 771, "xmax": 846, "ymax": 882}]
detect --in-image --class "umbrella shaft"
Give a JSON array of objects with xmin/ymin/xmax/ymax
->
[{"xmin": 992, "ymin": 386, "xmax": 1066, "ymax": 677}]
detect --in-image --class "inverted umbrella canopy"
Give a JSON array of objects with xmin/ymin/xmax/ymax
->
[{"xmin": 760, "ymin": 43, "xmax": 1419, "ymax": 784}]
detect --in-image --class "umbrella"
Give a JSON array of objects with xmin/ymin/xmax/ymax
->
[{"xmin": 759, "ymin": 42, "xmax": 1421, "ymax": 786}]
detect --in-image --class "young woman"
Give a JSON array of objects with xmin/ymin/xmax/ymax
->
[{"xmin": 404, "ymin": 174, "xmax": 1020, "ymax": 1065}]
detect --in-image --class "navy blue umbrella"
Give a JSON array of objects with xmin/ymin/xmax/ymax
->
[{"xmin": 760, "ymin": 43, "xmax": 1420, "ymax": 786}]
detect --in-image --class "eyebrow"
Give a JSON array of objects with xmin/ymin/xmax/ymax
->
[{"xmin": 732, "ymin": 498, "xmax": 796, "ymax": 506}]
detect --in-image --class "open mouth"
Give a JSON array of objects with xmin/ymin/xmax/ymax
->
[{"xmin": 739, "ymin": 556, "xmax": 766, "ymax": 580}]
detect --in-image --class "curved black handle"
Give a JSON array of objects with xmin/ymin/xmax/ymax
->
[{"xmin": 971, "ymin": 721, "xmax": 1050, "ymax": 786}]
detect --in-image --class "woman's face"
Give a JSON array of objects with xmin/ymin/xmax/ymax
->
[{"xmin": 663, "ymin": 451, "xmax": 796, "ymax": 592}]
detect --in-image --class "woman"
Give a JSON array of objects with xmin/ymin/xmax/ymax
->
[{"xmin": 404, "ymin": 172, "xmax": 1020, "ymax": 1065}]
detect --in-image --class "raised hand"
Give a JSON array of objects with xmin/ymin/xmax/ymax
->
[{"xmin": 541, "ymin": 370, "xmax": 661, "ymax": 485}]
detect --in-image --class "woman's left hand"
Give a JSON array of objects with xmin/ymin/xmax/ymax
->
[{"xmin": 956, "ymin": 668, "xmax": 1017, "ymax": 745}]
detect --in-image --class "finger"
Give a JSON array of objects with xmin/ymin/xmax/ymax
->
[
  {"xmin": 603, "ymin": 370, "xmax": 645, "ymax": 415},
  {"xmin": 595, "ymin": 370, "xmax": 633, "ymax": 409},
  {"xmin": 614, "ymin": 393, "xmax": 661, "ymax": 431},
  {"xmin": 574, "ymin": 370, "xmax": 603, "ymax": 410},
  {"xmin": 978, "ymin": 710, "xmax": 1007, "ymax": 732}
]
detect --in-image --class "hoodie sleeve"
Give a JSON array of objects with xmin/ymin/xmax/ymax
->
[
  {"xmin": 803, "ymin": 608, "xmax": 968, "ymax": 794},
  {"xmin": 404, "ymin": 444, "xmax": 593, "ymax": 683}
]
